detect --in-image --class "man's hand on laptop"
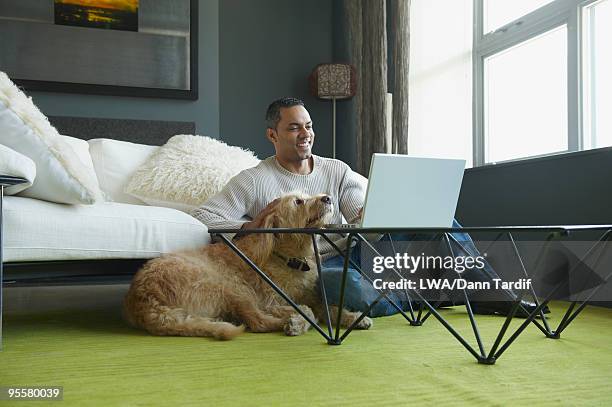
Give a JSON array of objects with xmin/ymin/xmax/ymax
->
[
  {"xmin": 348, "ymin": 207, "xmax": 363, "ymax": 224},
  {"xmin": 241, "ymin": 198, "xmax": 281, "ymax": 230}
]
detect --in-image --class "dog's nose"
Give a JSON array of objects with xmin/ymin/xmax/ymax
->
[{"xmin": 321, "ymin": 195, "xmax": 332, "ymax": 205}]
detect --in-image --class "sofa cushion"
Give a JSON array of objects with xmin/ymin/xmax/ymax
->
[
  {"xmin": 0, "ymin": 71, "xmax": 103, "ymax": 204},
  {"xmin": 88, "ymin": 138, "xmax": 158, "ymax": 205},
  {"xmin": 0, "ymin": 144, "xmax": 36, "ymax": 195},
  {"xmin": 124, "ymin": 134, "xmax": 260, "ymax": 212},
  {"xmin": 3, "ymin": 196, "xmax": 210, "ymax": 262}
]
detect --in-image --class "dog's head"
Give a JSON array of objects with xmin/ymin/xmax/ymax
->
[
  {"xmin": 242, "ymin": 192, "xmax": 334, "ymax": 263},
  {"xmin": 268, "ymin": 192, "xmax": 334, "ymax": 230}
]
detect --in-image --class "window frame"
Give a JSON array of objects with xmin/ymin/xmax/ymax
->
[{"xmin": 473, "ymin": 0, "xmax": 599, "ymax": 166}]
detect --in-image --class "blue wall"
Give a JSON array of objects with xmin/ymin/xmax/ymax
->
[{"xmin": 219, "ymin": 0, "xmax": 333, "ymax": 158}]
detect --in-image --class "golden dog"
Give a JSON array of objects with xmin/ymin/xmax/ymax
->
[{"xmin": 123, "ymin": 192, "xmax": 373, "ymax": 340}]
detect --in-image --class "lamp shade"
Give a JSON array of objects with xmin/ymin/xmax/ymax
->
[{"xmin": 309, "ymin": 63, "xmax": 357, "ymax": 100}]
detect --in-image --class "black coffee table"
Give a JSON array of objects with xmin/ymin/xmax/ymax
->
[{"xmin": 209, "ymin": 225, "xmax": 612, "ymax": 364}]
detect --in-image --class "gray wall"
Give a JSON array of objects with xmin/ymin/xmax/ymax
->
[
  {"xmin": 219, "ymin": 0, "xmax": 333, "ymax": 158},
  {"xmin": 456, "ymin": 147, "xmax": 612, "ymax": 226},
  {"xmin": 18, "ymin": 0, "xmax": 335, "ymax": 158}
]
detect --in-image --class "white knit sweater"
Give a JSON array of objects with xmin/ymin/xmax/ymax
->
[{"xmin": 192, "ymin": 155, "xmax": 367, "ymax": 259}]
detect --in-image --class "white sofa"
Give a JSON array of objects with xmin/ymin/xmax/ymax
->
[
  {"xmin": 1, "ymin": 70, "xmax": 265, "ymax": 284},
  {"xmin": 2, "ymin": 137, "xmax": 211, "ymax": 284}
]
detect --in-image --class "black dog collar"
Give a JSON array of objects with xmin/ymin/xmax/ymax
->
[{"xmin": 274, "ymin": 253, "xmax": 311, "ymax": 272}]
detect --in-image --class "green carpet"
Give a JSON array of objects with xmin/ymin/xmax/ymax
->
[{"xmin": 1, "ymin": 302, "xmax": 611, "ymax": 406}]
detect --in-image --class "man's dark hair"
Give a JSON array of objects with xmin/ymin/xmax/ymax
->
[{"xmin": 265, "ymin": 97, "xmax": 305, "ymax": 129}]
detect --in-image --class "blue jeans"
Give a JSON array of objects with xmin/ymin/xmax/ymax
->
[{"xmin": 320, "ymin": 221, "xmax": 505, "ymax": 317}]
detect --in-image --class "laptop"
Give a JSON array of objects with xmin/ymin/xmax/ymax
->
[{"xmin": 328, "ymin": 154, "xmax": 466, "ymax": 229}]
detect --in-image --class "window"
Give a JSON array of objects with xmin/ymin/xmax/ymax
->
[
  {"xmin": 484, "ymin": 26, "xmax": 568, "ymax": 163},
  {"xmin": 474, "ymin": 0, "xmax": 612, "ymax": 165},
  {"xmin": 483, "ymin": 0, "xmax": 556, "ymax": 34},
  {"xmin": 408, "ymin": 0, "xmax": 473, "ymax": 167},
  {"xmin": 583, "ymin": 0, "xmax": 612, "ymax": 149}
]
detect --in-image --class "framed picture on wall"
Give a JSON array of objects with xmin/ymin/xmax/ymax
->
[{"xmin": 0, "ymin": 0, "xmax": 198, "ymax": 100}]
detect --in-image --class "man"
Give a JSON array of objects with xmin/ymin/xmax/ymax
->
[{"xmin": 193, "ymin": 97, "xmax": 543, "ymax": 317}]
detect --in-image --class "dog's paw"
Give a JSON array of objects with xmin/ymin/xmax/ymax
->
[
  {"xmin": 284, "ymin": 306, "xmax": 315, "ymax": 336},
  {"xmin": 284, "ymin": 315, "xmax": 308, "ymax": 336},
  {"xmin": 355, "ymin": 316, "xmax": 373, "ymax": 330}
]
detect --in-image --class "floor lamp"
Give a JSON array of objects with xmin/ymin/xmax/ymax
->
[{"xmin": 309, "ymin": 64, "xmax": 356, "ymax": 158}]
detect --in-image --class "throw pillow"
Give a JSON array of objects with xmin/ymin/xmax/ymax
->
[
  {"xmin": 61, "ymin": 135, "xmax": 99, "ymax": 181},
  {"xmin": 125, "ymin": 134, "xmax": 260, "ymax": 212},
  {"xmin": 0, "ymin": 144, "xmax": 36, "ymax": 195},
  {"xmin": 0, "ymin": 71, "xmax": 103, "ymax": 204},
  {"xmin": 88, "ymin": 138, "xmax": 158, "ymax": 205}
]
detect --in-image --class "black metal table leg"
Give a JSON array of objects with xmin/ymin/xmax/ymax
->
[
  {"xmin": 484, "ymin": 232, "xmax": 560, "ymax": 362},
  {"xmin": 443, "ymin": 233, "xmax": 487, "ymax": 360},
  {"xmin": 330, "ymin": 234, "xmax": 354, "ymax": 344},
  {"xmin": 543, "ymin": 229, "xmax": 612, "ymax": 339},
  {"xmin": 311, "ymin": 235, "xmax": 333, "ymax": 340}
]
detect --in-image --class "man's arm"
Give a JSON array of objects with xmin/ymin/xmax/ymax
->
[
  {"xmin": 191, "ymin": 171, "xmax": 255, "ymax": 230},
  {"xmin": 339, "ymin": 167, "xmax": 367, "ymax": 223}
]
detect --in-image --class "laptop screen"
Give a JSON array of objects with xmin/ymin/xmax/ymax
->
[{"xmin": 360, "ymin": 154, "xmax": 465, "ymax": 228}]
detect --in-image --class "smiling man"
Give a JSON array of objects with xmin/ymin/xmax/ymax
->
[
  {"xmin": 266, "ymin": 98, "xmax": 316, "ymax": 175},
  {"xmin": 193, "ymin": 97, "xmax": 364, "ymax": 248}
]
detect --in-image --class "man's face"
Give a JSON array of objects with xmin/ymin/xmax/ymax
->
[{"xmin": 267, "ymin": 105, "xmax": 315, "ymax": 162}]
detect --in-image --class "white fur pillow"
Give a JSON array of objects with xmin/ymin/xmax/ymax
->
[
  {"xmin": 0, "ymin": 71, "xmax": 103, "ymax": 204},
  {"xmin": 125, "ymin": 134, "xmax": 260, "ymax": 212},
  {"xmin": 0, "ymin": 144, "xmax": 36, "ymax": 195}
]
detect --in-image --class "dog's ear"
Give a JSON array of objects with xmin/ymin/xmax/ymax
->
[
  {"xmin": 237, "ymin": 210, "xmax": 277, "ymax": 267},
  {"xmin": 261, "ymin": 211, "xmax": 279, "ymax": 229}
]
